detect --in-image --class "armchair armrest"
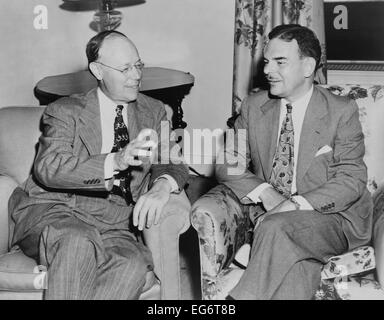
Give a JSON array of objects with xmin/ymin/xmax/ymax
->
[
  {"xmin": 321, "ymin": 246, "xmax": 376, "ymax": 280},
  {"xmin": 142, "ymin": 190, "xmax": 191, "ymax": 300},
  {"xmin": 0, "ymin": 175, "xmax": 18, "ymax": 254},
  {"xmin": 191, "ymin": 184, "xmax": 251, "ymax": 297}
]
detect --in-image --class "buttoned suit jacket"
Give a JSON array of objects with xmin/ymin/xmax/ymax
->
[
  {"xmin": 10, "ymin": 88, "xmax": 189, "ymax": 245},
  {"xmin": 216, "ymin": 85, "xmax": 373, "ymax": 249}
]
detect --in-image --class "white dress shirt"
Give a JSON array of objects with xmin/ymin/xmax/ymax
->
[
  {"xmin": 246, "ymin": 86, "xmax": 314, "ymax": 210},
  {"xmin": 97, "ymin": 88, "xmax": 178, "ymax": 192}
]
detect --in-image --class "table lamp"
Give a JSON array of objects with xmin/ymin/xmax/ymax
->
[
  {"xmin": 93, "ymin": 0, "xmax": 122, "ymax": 31},
  {"xmin": 61, "ymin": 0, "xmax": 145, "ymax": 32}
]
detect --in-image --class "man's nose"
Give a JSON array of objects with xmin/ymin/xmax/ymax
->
[
  {"xmin": 130, "ymin": 67, "xmax": 141, "ymax": 80},
  {"xmin": 264, "ymin": 62, "xmax": 273, "ymax": 75}
]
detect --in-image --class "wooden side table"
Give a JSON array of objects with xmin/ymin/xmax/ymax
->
[{"xmin": 34, "ymin": 67, "xmax": 194, "ymax": 129}]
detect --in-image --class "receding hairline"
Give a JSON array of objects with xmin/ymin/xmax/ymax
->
[
  {"xmin": 97, "ymin": 33, "xmax": 138, "ymax": 60},
  {"xmin": 100, "ymin": 33, "xmax": 136, "ymax": 49}
]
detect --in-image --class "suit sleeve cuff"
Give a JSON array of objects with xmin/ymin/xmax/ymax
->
[
  {"xmin": 292, "ymin": 195, "xmax": 314, "ymax": 210},
  {"xmin": 154, "ymin": 174, "xmax": 179, "ymax": 193},
  {"xmin": 243, "ymin": 183, "xmax": 272, "ymax": 204}
]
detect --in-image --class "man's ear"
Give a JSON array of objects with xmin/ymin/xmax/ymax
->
[
  {"xmin": 303, "ymin": 57, "xmax": 317, "ymax": 78},
  {"xmin": 89, "ymin": 62, "xmax": 103, "ymax": 81}
]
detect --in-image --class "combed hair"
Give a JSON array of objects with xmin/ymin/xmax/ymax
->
[
  {"xmin": 86, "ymin": 30, "xmax": 127, "ymax": 64},
  {"xmin": 268, "ymin": 24, "xmax": 322, "ymax": 70}
]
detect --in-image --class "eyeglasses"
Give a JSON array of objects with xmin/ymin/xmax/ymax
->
[{"xmin": 95, "ymin": 60, "xmax": 145, "ymax": 76}]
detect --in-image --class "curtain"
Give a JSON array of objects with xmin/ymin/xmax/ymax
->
[{"xmin": 232, "ymin": 0, "xmax": 327, "ymax": 114}]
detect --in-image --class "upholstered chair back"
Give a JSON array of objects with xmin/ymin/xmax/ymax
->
[
  {"xmin": 320, "ymin": 84, "xmax": 384, "ymax": 193},
  {"xmin": 0, "ymin": 106, "xmax": 45, "ymax": 253}
]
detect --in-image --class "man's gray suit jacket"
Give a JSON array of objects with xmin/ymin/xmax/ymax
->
[
  {"xmin": 10, "ymin": 88, "xmax": 189, "ymax": 246},
  {"xmin": 216, "ymin": 85, "xmax": 373, "ymax": 250}
]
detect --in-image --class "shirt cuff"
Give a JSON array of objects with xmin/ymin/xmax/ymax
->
[
  {"xmin": 104, "ymin": 153, "xmax": 117, "ymax": 180},
  {"xmin": 292, "ymin": 195, "xmax": 314, "ymax": 210},
  {"xmin": 243, "ymin": 183, "xmax": 272, "ymax": 204},
  {"xmin": 154, "ymin": 174, "xmax": 179, "ymax": 193}
]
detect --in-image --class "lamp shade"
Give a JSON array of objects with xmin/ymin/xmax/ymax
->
[
  {"xmin": 60, "ymin": 0, "xmax": 145, "ymax": 32},
  {"xmin": 61, "ymin": 0, "xmax": 145, "ymax": 11}
]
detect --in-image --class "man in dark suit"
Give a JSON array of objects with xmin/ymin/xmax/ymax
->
[
  {"xmin": 216, "ymin": 24, "xmax": 372, "ymax": 299},
  {"xmin": 8, "ymin": 31, "xmax": 189, "ymax": 299}
]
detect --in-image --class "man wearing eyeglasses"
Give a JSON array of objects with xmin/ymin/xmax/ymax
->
[{"xmin": 8, "ymin": 31, "xmax": 189, "ymax": 299}]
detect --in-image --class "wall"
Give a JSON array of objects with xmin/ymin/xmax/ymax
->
[
  {"xmin": 0, "ymin": 1, "xmax": 234, "ymax": 128},
  {"xmin": 0, "ymin": 0, "xmax": 235, "ymax": 175}
]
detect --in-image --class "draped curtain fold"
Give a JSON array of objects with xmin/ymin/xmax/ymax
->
[{"xmin": 233, "ymin": 0, "xmax": 327, "ymax": 114}]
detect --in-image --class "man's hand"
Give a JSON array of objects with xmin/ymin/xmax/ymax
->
[
  {"xmin": 259, "ymin": 187, "xmax": 287, "ymax": 211},
  {"xmin": 133, "ymin": 178, "xmax": 172, "ymax": 231},
  {"xmin": 113, "ymin": 129, "xmax": 157, "ymax": 172}
]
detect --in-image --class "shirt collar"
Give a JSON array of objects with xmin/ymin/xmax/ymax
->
[
  {"xmin": 281, "ymin": 85, "xmax": 314, "ymax": 110},
  {"xmin": 97, "ymin": 87, "xmax": 128, "ymax": 112}
]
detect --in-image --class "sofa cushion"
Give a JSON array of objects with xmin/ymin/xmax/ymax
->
[
  {"xmin": 333, "ymin": 274, "xmax": 384, "ymax": 300},
  {"xmin": 0, "ymin": 291, "xmax": 43, "ymax": 300},
  {"xmin": 0, "ymin": 250, "xmax": 47, "ymax": 291},
  {"xmin": 321, "ymin": 246, "xmax": 375, "ymax": 280},
  {"xmin": 0, "ymin": 106, "xmax": 45, "ymax": 185},
  {"xmin": 320, "ymin": 84, "xmax": 384, "ymax": 193}
]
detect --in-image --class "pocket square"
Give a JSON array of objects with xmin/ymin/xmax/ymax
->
[{"xmin": 315, "ymin": 145, "xmax": 332, "ymax": 157}]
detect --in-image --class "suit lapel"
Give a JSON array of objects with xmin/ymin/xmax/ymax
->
[
  {"xmin": 296, "ymin": 87, "xmax": 328, "ymax": 187},
  {"xmin": 79, "ymin": 88, "xmax": 102, "ymax": 155},
  {"xmin": 126, "ymin": 100, "xmax": 140, "ymax": 140},
  {"xmin": 78, "ymin": 92, "xmax": 153, "ymax": 156},
  {"xmin": 256, "ymin": 98, "xmax": 281, "ymax": 180},
  {"xmin": 126, "ymin": 94, "xmax": 154, "ymax": 140}
]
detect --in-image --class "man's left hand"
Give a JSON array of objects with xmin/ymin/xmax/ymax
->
[{"xmin": 133, "ymin": 178, "xmax": 172, "ymax": 230}]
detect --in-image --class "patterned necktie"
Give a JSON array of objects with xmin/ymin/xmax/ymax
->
[
  {"xmin": 269, "ymin": 103, "xmax": 294, "ymax": 198},
  {"xmin": 111, "ymin": 105, "xmax": 133, "ymax": 205}
]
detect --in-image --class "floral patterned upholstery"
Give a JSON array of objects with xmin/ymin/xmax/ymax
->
[
  {"xmin": 321, "ymin": 246, "xmax": 375, "ymax": 280},
  {"xmin": 316, "ymin": 246, "xmax": 381, "ymax": 300},
  {"xmin": 315, "ymin": 273, "xmax": 384, "ymax": 300},
  {"xmin": 191, "ymin": 84, "xmax": 384, "ymax": 300},
  {"xmin": 324, "ymin": 84, "xmax": 384, "ymax": 193},
  {"xmin": 190, "ymin": 184, "xmax": 252, "ymax": 300}
]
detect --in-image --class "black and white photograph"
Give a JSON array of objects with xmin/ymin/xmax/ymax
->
[{"xmin": 1, "ymin": 0, "xmax": 384, "ymax": 309}]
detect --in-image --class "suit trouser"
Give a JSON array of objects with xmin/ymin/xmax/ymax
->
[
  {"xmin": 229, "ymin": 210, "xmax": 348, "ymax": 300},
  {"xmin": 16, "ymin": 203, "xmax": 153, "ymax": 300}
]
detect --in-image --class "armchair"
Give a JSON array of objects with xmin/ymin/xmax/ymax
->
[
  {"xmin": 191, "ymin": 83, "xmax": 384, "ymax": 300},
  {"xmin": 0, "ymin": 106, "xmax": 191, "ymax": 300}
]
